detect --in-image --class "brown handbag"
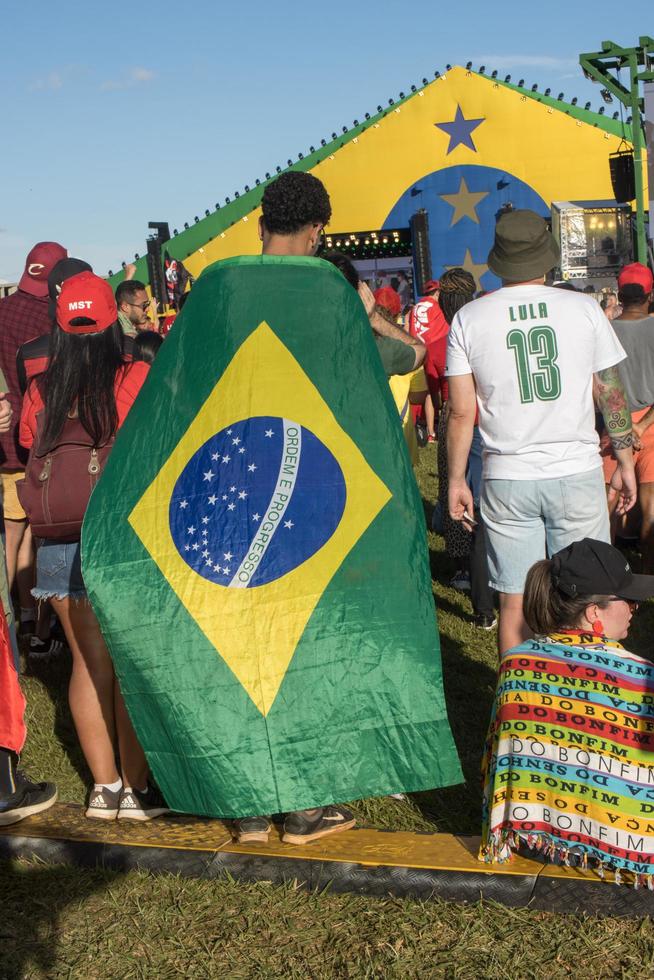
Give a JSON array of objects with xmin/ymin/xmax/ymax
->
[{"xmin": 16, "ymin": 411, "xmax": 114, "ymax": 542}]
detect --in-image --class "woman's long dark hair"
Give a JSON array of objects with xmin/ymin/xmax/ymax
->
[{"xmin": 41, "ymin": 321, "xmax": 125, "ymax": 451}]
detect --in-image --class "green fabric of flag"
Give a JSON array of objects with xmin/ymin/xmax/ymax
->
[{"xmin": 82, "ymin": 255, "xmax": 462, "ymax": 818}]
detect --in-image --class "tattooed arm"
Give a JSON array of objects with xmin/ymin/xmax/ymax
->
[
  {"xmin": 595, "ymin": 365, "xmax": 632, "ymax": 444},
  {"xmin": 594, "ymin": 365, "xmax": 636, "ymax": 513}
]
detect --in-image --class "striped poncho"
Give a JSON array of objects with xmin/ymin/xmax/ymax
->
[{"xmin": 481, "ymin": 631, "xmax": 654, "ymax": 886}]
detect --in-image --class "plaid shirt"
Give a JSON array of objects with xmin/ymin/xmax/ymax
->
[{"xmin": 0, "ymin": 289, "xmax": 51, "ymax": 470}]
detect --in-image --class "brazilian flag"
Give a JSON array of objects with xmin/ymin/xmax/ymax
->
[{"xmin": 82, "ymin": 256, "xmax": 461, "ymax": 817}]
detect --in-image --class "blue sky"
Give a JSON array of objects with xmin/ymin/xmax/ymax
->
[{"xmin": 0, "ymin": 1, "xmax": 651, "ymax": 281}]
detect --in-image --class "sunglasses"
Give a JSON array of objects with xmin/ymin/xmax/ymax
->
[{"xmin": 128, "ymin": 300, "xmax": 151, "ymax": 311}]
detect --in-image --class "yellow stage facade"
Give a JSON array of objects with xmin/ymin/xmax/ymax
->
[{"xmin": 109, "ymin": 66, "xmax": 647, "ymax": 293}]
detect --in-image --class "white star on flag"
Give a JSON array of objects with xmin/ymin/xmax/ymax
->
[
  {"xmin": 238, "ymin": 447, "xmax": 246, "ymax": 454},
  {"xmin": 203, "ymin": 470, "xmax": 214, "ymax": 482},
  {"xmin": 224, "ymin": 552, "xmax": 233, "ymax": 561},
  {"xmin": 221, "ymin": 494, "xmax": 228, "ymax": 501},
  {"xmin": 265, "ymin": 429, "xmax": 274, "ymax": 437},
  {"xmin": 252, "ymin": 513, "xmax": 260, "ymax": 521},
  {"xmin": 192, "ymin": 543, "xmax": 199, "ymax": 551},
  {"xmin": 238, "ymin": 491, "xmax": 247, "ymax": 500},
  {"xmin": 211, "ymin": 453, "xmax": 220, "ymax": 461},
  {"xmin": 208, "ymin": 495, "xmax": 217, "ymax": 505},
  {"xmin": 202, "ymin": 516, "xmax": 209, "ymax": 525},
  {"xmin": 228, "ymin": 503, "xmax": 236, "ymax": 511},
  {"xmin": 187, "ymin": 526, "xmax": 196, "ymax": 535},
  {"xmin": 179, "ymin": 500, "xmax": 188, "ymax": 509},
  {"xmin": 222, "ymin": 455, "xmax": 230, "ymax": 464},
  {"xmin": 284, "ymin": 520, "xmax": 294, "ymax": 529},
  {"xmin": 248, "ymin": 463, "xmax": 257, "ymax": 472},
  {"xmin": 229, "ymin": 486, "xmax": 236, "ymax": 493},
  {"xmin": 232, "ymin": 437, "xmax": 241, "ymax": 445}
]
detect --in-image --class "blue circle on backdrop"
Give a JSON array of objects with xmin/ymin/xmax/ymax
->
[
  {"xmin": 169, "ymin": 416, "xmax": 346, "ymax": 588},
  {"xmin": 382, "ymin": 165, "xmax": 549, "ymax": 291}
]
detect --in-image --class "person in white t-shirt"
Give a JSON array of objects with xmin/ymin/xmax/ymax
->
[{"xmin": 445, "ymin": 210, "xmax": 636, "ymax": 654}]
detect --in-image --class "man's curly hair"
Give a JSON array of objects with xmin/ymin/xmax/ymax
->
[{"xmin": 261, "ymin": 172, "xmax": 332, "ymax": 235}]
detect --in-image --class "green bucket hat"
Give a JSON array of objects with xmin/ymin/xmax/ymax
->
[{"xmin": 487, "ymin": 209, "xmax": 560, "ymax": 282}]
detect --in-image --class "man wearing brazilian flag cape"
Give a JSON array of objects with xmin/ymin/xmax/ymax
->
[{"xmin": 82, "ymin": 172, "xmax": 461, "ymax": 845}]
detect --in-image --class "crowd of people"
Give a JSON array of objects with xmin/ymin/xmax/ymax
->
[{"xmin": 1, "ymin": 169, "xmax": 654, "ymax": 883}]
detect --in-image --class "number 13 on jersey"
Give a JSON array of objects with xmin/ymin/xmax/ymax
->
[{"xmin": 507, "ymin": 326, "xmax": 561, "ymax": 403}]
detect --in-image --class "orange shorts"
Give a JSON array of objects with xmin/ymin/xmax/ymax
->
[{"xmin": 601, "ymin": 407, "xmax": 654, "ymax": 485}]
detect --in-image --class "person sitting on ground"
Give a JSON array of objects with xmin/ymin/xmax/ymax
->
[
  {"xmin": 481, "ymin": 537, "xmax": 654, "ymax": 885},
  {"xmin": 20, "ymin": 272, "xmax": 166, "ymax": 823},
  {"xmin": 134, "ymin": 330, "xmax": 163, "ymax": 364},
  {"xmin": 601, "ymin": 263, "xmax": 654, "ymax": 570}
]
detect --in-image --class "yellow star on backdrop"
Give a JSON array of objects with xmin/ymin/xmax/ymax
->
[
  {"xmin": 439, "ymin": 177, "xmax": 489, "ymax": 226},
  {"xmin": 446, "ymin": 250, "xmax": 489, "ymax": 289}
]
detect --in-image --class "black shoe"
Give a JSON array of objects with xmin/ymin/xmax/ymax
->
[
  {"xmin": 282, "ymin": 805, "xmax": 356, "ymax": 845},
  {"xmin": 0, "ymin": 770, "xmax": 57, "ymax": 826},
  {"xmin": 117, "ymin": 782, "xmax": 169, "ymax": 822},
  {"xmin": 232, "ymin": 815, "xmax": 272, "ymax": 843},
  {"xmin": 474, "ymin": 613, "xmax": 497, "ymax": 630}
]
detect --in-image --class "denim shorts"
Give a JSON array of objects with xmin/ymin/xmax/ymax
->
[
  {"xmin": 33, "ymin": 539, "xmax": 87, "ymax": 601},
  {"xmin": 481, "ymin": 467, "xmax": 610, "ymax": 594}
]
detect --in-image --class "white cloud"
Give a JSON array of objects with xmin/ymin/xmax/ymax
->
[
  {"xmin": 28, "ymin": 71, "xmax": 64, "ymax": 92},
  {"xmin": 471, "ymin": 54, "xmax": 578, "ymax": 72},
  {"xmin": 101, "ymin": 67, "xmax": 156, "ymax": 92}
]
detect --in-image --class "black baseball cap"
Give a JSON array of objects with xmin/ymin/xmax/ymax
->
[
  {"xmin": 48, "ymin": 257, "xmax": 93, "ymax": 320},
  {"xmin": 551, "ymin": 538, "xmax": 654, "ymax": 602}
]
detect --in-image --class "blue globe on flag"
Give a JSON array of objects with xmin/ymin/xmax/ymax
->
[{"xmin": 169, "ymin": 416, "xmax": 346, "ymax": 588}]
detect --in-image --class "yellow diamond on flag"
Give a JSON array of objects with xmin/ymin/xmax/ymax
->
[{"xmin": 129, "ymin": 322, "xmax": 391, "ymax": 716}]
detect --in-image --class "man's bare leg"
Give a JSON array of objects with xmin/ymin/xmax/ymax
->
[
  {"xmin": 498, "ymin": 592, "xmax": 532, "ymax": 656},
  {"xmin": 4, "ymin": 518, "xmax": 26, "ymax": 593},
  {"xmin": 15, "ymin": 524, "xmax": 35, "ymax": 627}
]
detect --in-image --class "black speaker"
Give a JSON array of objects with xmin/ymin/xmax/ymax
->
[
  {"xmin": 146, "ymin": 237, "xmax": 167, "ymax": 312},
  {"xmin": 410, "ymin": 209, "xmax": 432, "ymax": 296},
  {"xmin": 609, "ymin": 150, "xmax": 636, "ymax": 203}
]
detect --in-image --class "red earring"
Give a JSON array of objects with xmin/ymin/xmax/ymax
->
[{"xmin": 592, "ymin": 619, "xmax": 604, "ymax": 635}]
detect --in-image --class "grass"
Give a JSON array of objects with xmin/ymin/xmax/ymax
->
[{"xmin": 4, "ymin": 444, "xmax": 654, "ymax": 978}]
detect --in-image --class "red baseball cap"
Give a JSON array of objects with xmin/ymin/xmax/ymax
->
[
  {"xmin": 374, "ymin": 286, "xmax": 402, "ymax": 317},
  {"xmin": 618, "ymin": 262, "xmax": 653, "ymax": 294},
  {"xmin": 423, "ymin": 279, "xmax": 440, "ymax": 293},
  {"xmin": 56, "ymin": 272, "xmax": 117, "ymax": 334},
  {"xmin": 19, "ymin": 242, "xmax": 67, "ymax": 298}
]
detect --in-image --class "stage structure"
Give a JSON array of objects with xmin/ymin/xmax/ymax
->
[
  {"xmin": 552, "ymin": 200, "xmax": 633, "ymax": 284},
  {"xmin": 109, "ymin": 64, "xmax": 650, "ymax": 297}
]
